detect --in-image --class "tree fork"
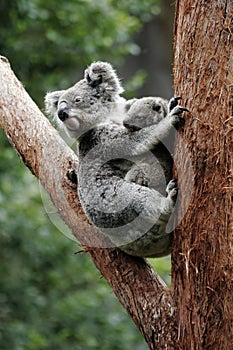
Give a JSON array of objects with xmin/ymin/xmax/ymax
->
[
  {"xmin": 173, "ymin": 1, "xmax": 233, "ymax": 349},
  {"xmin": 0, "ymin": 1, "xmax": 232, "ymax": 346},
  {"xmin": 0, "ymin": 56, "xmax": 176, "ymax": 349}
]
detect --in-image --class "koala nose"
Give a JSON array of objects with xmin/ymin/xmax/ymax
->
[
  {"xmin": 58, "ymin": 108, "xmax": 69, "ymax": 122},
  {"xmin": 123, "ymin": 122, "xmax": 141, "ymax": 132}
]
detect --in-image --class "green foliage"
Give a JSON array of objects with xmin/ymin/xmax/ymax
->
[
  {"xmin": 124, "ymin": 70, "xmax": 148, "ymax": 99},
  {"xmin": 0, "ymin": 0, "xmax": 160, "ymax": 106},
  {"xmin": 149, "ymin": 257, "xmax": 171, "ymax": 286},
  {"xmin": 0, "ymin": 1, "xmax": 172, "ymax": 348}
]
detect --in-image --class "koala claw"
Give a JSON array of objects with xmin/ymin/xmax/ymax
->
[
  {"xmin": 166, "ymin": 179, "xmax": 178, "ymax": 201},
  {"xmin": 169, "ymin": 96, "xmax": 182, "ymax": 111},
  {"xmin": 169, "ymin": 105, "xmax": 188, "ymax": 128},
  {"xmin": 67, "ymin": 169, "xmax": 78, "ymax": 184},
  {"xmin": 171, "ymin": 105, "xmax": 189, "ymax": 115},
  {"xmin": 138, "ymin": 177, "xmax": 149, "ymax": 187},
  {"xmin": 169, "ymin": 188, "xmax": 178, "ymax": 201},
  {"xmin": 166, "ymin": 179, "xmax": 177, "ymax": 193}
]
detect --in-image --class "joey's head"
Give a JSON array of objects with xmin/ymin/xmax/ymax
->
[
  {"xmin": 123, "ymin": 97, "xmax": 169, "ymax": 131},
  {"xmin": 45, "ymin": 79, "xmax": 117, "ymax": 139}
]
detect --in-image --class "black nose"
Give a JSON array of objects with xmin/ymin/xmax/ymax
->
[
  {"xmin": 123, "ymin": 122, "xmax": 141, "ymax": 132},
  {"xmin": 58, "ymin": 108, "xmax": 69, "ymax": 122}
]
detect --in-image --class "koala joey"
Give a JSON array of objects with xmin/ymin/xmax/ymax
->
[
  {"xmin": 122, "ymin": 96, "xmax": 182, "ymax": 195},
  {"xmin": 45, "ymin": 61, "xmax": 188, "ymax": 257}
]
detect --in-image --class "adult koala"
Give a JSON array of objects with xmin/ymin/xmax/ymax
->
[{"xmin": 45, "ymin": 62, "xmax": 187, "ymax": 257}]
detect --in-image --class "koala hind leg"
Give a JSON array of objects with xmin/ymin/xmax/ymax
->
[{"xmin": 166, "ymin": 179, "xmax": 178, "ymax": 201}]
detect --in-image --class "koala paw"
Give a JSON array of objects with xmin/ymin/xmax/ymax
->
[
  {"xmin": 125, "ymin": 168, "xmax": 149, "ymax": 187},
  {"xmin": 67, "ymin": 169, "xmax": 78, "ymax": 184},
  {"xmin": 166, "ymin": 179, "xmax": 178, "ymax": 201},
  {"xmin": 168, "ymin": 96, "xmax": 182, "ymax": 112},
  {"xmin": 169, "ymin": 105, "xmax": 189, "ymax": 128},
  {"xmin": 136, "ymin": 175, "xmax": 149, "ymax": 187}
]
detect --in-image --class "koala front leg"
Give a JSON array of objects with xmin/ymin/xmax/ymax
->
[
  {"xmin": 161, "ymin": 179, "xmax": 178, "ymax": 216},
  {"xmin": 130, "ymin": 105, "xmax": 188, "ymax": 157},
  {"xmin": 155, "ymin": 105, "xmax": 188, "ymax": 135},
  {"xmin": 140, "ymin": 180, "xmax": 177, "ymax": 226}
]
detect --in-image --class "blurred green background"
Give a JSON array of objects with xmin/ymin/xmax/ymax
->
[{"xmin": 0, "ymin": 1, "xmax": 174, "ymax": 349}]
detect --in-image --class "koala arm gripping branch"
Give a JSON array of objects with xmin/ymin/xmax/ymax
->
[{"xmin": 104, "ymin": 105, "xmax": 187, "ymax": 160}]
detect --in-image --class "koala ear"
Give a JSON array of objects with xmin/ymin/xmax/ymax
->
[
  {"xmin": 84, "ymin": 62, "xmax": 102, "ymax": 88},
  {"xmin": 84, "ymin": 66, "xmax": 102, "ymax": 88},
  {"xmin": 125, "ymin": 98, "xmax": 138, "ymax": 112},
  {"xmin": 85, "ymin": 61, "xmax": 124, "ymax": 95},
  {"xmin": 44, "ymin": 90, "xmax": 65, "ymax": 115}
]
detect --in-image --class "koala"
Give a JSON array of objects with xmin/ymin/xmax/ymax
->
[
  {"xmin": 122, "ymin": 96, "xmax": 182, "ymax": 195},
  {"xmin": 45, "ymin": 61, "xmax": 126, "ymax": 133},
  {"xmin": 45, "ymin": 61, "xmax": 187, "ymax": 257}
]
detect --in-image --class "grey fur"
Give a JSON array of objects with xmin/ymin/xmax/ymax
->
[
  {"xmin": 45, "ymin": 62, "xmax": 186, "ymax": 257},
  {"xmin": 123, "ymin": 96, "xmax": 182, "ymax": 195}
]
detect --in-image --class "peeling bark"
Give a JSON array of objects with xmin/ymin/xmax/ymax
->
[{"xmin": 173, "ymin": 1, "xmax": 233, "ymax": 349}]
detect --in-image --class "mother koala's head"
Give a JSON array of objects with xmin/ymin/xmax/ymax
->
[{"xmin": 45, "ymin": 61, "xmax": 125, "ymax": 139}]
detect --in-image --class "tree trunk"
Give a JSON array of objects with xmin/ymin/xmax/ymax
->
[
  {"xmin": 173, "ymin": 0, "xmax": 233, "ymax": 349},
  {"xmin": 0, "ymin": 1, "xmax": 232, "ymax": 348}
]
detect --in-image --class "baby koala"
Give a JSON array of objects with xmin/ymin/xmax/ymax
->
[
  {"xmin": 123, "ymin": 96, "xmax": 182, "ymax": 195},
  {"xmin": 45, "ymin": 61, "xmax": 187, "ymax": 257}
]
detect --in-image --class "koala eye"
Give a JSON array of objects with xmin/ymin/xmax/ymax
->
[
  {"xmin": 153, "ymin": 104, "xmax": 161, "ymax": 112},
  {"xmin": 92, "ymin": 67, "xmax": 103, "ymax": 74},
  {"xmin": 75, "ymin": 96, "xmax": 82, "ymax": 104}
]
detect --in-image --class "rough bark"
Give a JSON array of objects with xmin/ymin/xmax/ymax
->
[
  {"xmin": 173, "ymin": 1, "xmax": 233, "ymax": 349},
  {"xmin": 0, "ymin": 56, "xmax": 176, "ymax": 349},
  {"xmin": 0, "ymin": 1, "xmax": 232, "ymax": 347}
]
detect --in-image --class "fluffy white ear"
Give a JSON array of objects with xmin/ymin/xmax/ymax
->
[
  {"xmin": 44, "ymin": 90, "xmax": 65, "ymax": 116},
  {"xmin": 84, "ymin": 61, "xmax": 124, "ymax": 95}
]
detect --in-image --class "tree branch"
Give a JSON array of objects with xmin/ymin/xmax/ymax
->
[{"xmin": 0, "ymin": 56, "xmax": 176, "ymax": 349}]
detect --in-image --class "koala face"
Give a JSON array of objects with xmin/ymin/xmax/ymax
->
[
  {"xmin": 123, "ymin": 97, "xmax": 169, "ymax": 131},
  {"xmin": 45, "ymin": 61, "xmax": 126, "ymax": 138},
  {"xmin": 45, "ymin": 79, "xmax": 115, "ymax": 139}
]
